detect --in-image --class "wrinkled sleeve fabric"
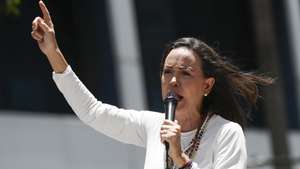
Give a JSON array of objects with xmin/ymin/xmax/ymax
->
[
  {"xmin": 212, "ymin": 123, "xmax": 247, "ymax": 169},
  {"xmin": 52, "ymin": 66, "xmax": 147, "ymax": 147}
]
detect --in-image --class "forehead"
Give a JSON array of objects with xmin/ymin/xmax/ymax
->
[{"xmin": 164, "ymin": 47, "xmax": 201, "ymax": 68}]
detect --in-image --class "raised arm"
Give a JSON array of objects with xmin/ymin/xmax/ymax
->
[
  {"xmin": 31, "ymin": 1, "xmax": 150, "ymax": 148},
  {"xmin": 31, "ymin": 0, "xmax": 68, "ymax": 73}
]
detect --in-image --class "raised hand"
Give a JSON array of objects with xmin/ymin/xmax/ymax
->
[
  {"xmin": 31, "ymin": 1, "xmax": 58, "ymax": 56},
  {"xmin": 31, "ymin": 1, "xmax": 68, "ymax": 73}
]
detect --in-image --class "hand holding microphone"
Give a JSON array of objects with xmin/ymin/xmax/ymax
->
[
  {"xmin": 160, "ymin": 91, "xmax": 183, "ymax": 168},
  {"xmin": 163, "ymin": 90, "xmax": 178, "ymax": 155}
]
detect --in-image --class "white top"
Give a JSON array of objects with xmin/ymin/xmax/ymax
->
[{"xmin": 52, "ymin": 66, "xmax": 247, "ymax": 169}]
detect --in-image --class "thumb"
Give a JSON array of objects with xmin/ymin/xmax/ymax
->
[{"xmin": 175, "ymin": 120, "xmax": 178, "ymax": 124}]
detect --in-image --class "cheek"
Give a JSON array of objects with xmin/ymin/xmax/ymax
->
[
  {"xmin": 185, "ymin": 85, "xmax": 204, "ymax": 108},
  {"xmin": 183, "ymin": 81, "xmax": 205, "ymax": 97},
  {"xmin": 161, "ymin": 77, "xmax": 167, "ymax": 96},
  {"xmin": 161, "ymin": 76, "xmax": 166, "ymax": 88}
]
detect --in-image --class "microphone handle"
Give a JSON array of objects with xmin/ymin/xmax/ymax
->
[
  {"xmin": 165, "ymin": 101, "xmax": 177, "ymax": 169},
  {"xmin": 166, "ymin": 101, "xmax": 176, "ymax": 121},
  {"xmin": 165, "ymin": 143, "xmax": 170, "ymax": 169}
]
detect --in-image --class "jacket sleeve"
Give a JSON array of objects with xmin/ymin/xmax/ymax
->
[
  {"xmin": 52, "ymin": 66, "xmax": 147, "ymax": 147},
  {"xmin": 211, "ymin": 122, "xmax": 247, "ymax": 169}
]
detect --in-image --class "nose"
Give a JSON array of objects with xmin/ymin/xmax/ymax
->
[{"xmin": 169, "ymin": 75, "xmax": 179, "ymax": 87}]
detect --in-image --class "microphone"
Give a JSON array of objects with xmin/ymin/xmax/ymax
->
[
  {"xmin": 164, "ymin": 90, "xmax": 178, "ymax": 121},
  {"xmin": 163, "ymin": 90, "xmax": 178, "ymax": 169}
]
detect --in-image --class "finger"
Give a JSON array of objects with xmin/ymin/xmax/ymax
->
[
  {"xmin": 32, "ymin": 30, "xmax": 43, "ymax": 39},
  {"xmin": 161, "ymin": 123, "xmax": 180, "ymax": 130},
  {"xmin": 161, "ymin": 125, "xmax": 172, "ymax": 130},
  {"xmin": 37, "ymin": 19, "xmax": 51, "ymax": 32},
  {"xmin": 39, "ymin": 0, "xmax": 52, "ymax": 25},
  {"xmin": 161, "ymin": 133, "xmax": 176, "ymax": 140},
  {"xmin": 163, "ymin": 120, "xmax": 177, "ymax": 125},
  {"xmin": 160, "ymin": 129, "xmax": 172, "ymax": 136},
  {"xmin": 31, "ymin": 31, "xmax": 43, "ymax": 41},
  {"xmin": 161, "ymin": 125, "xmax": 176, "ymax": 131},
  {"xmin": 161, "ymin": 128, "xmax": 180, "ymax": 135},
  {"xmin": 32, "ymin": 17, "xmax": 41, "ymax": 31},
  {"xmin": 162, "ymin": 129, "xmax": 181, "ymax": 138},
  {"xmin": 31, "ymin": 33, "xmax": 41, "ymax": 41}
]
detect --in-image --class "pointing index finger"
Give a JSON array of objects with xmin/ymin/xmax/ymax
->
[{"xmin": 39, "ymin": 0, "xmax": 52, "ymax": 25}]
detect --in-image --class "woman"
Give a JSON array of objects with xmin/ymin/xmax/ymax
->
[{"xmin": 31, "ymin": 1, "xmax": 273, "ymax": 169}]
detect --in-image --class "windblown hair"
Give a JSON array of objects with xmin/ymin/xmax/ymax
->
[{"xmin": 160, "ymin": 37, "xmax": 273, "ymax": 128}]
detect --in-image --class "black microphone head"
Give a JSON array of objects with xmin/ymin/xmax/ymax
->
[
  {"xmin": 164, "ymin": 90, "xmax": 178, "ymax": 121},
  {"xmin": 163, "ymin": 90, "xmax": 178, "ymax": 104}
]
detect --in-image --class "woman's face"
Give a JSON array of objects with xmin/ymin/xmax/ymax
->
[{"xmin": 161, "ymin": 47, "xmax": 215, "ymax": 119}]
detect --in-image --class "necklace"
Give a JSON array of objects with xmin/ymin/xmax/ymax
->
[{"xmin": 167, "ymin": 113, "xmax": 212, "ymax": 169}]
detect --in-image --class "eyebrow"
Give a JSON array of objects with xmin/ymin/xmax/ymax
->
[{"xmin": 164, "ymin": 65, "xmax": 195, "ymax": 72}]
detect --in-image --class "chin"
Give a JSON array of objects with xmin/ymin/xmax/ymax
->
[
  {"xmin": 176, "ymin": 102, "xmax": 185, "ymax": 111},
  {"xmin": 175, "ymin": 109, "xmax": 186, "ymax": 118}
]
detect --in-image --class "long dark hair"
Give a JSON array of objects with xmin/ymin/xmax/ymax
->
[{"xmin": 160, "ymin": 37, "xmax": 273, "ymax": 127}]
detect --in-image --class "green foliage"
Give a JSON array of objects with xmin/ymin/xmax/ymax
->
[{"xmin": 0, "ymin": 0, "xmax": 22, "ymax": 16}]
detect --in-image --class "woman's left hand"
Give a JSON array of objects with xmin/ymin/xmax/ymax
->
[{"xmin": 160, "ymin": 120, "xmax": 190, "ymax": 167}]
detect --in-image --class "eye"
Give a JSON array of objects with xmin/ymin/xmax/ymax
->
[
  {"xmin": 163, "ymin": 69, "xmax": 172, "ymax": 75},
  {"xmin": 182, "ymin": 71, "xmax": 191, "ymax": 76}
]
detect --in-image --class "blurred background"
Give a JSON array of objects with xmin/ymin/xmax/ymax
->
[{"xmin": 0, "ymin": 0, "xmax": 299, "ymax": 169}]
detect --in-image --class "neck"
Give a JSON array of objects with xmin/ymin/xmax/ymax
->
[{"xmin": 176, "ymin": 113, "xmax": 202, "ymax": 132}]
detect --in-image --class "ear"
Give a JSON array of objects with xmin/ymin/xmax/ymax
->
[{"xmin": 203, "ymin": 77, "xmax": 215, "ymax": 95}]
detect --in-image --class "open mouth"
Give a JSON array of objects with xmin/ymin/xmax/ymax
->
[
  {"xmin": 164, "ymin": 91, "xmax": 183, "ymax": 102},
  {"xmin": 175, "ymin": 94, "xmax": 183, "ymax": 102}
]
